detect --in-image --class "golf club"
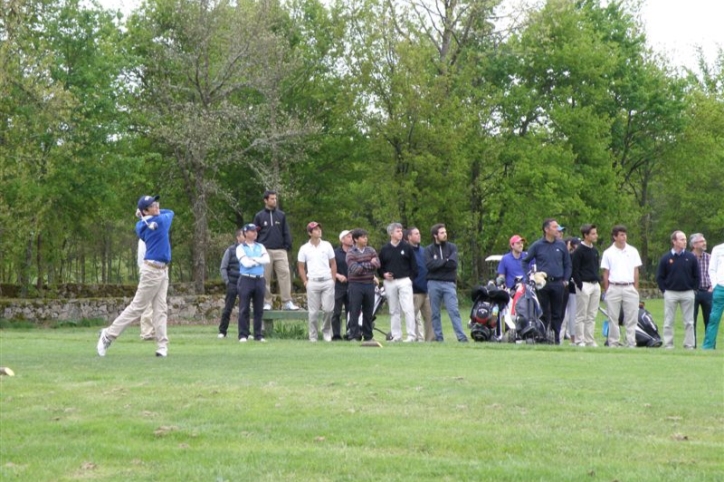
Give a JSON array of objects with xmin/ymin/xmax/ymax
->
[{"xmin": 136, "ymin": 209, "xmax": 157, "ymax": 230}]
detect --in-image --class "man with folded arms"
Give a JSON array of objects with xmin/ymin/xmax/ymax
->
[{"xmin": 236, "ymin": 223, "xmax": 270, "ymax": 343}]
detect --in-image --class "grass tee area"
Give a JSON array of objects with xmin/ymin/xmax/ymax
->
[{"xmin": 0, "ymin": 299, "xmax": 722, "ymax": 481}]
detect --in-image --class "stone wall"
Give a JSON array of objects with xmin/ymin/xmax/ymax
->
[{"xmin": 0, "ymin": 294, "xmax": 308, "ymax": 325}]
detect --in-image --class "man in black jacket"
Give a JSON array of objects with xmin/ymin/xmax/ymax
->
[
  {"xmin": 424, "ymin": 224, "xmax": 468, "ymax": 342},
  {"xmin": 217, "ymin": 229, "xmax": 243, "ymax": 338},
  {"xmin": 378, "ymin": 222, "xmax": 418, "ymax": 342},
  {"xmin": 253, "ymin": 190, "xmax": 299, "ymax": 310},
  {"xmin": 656, "ymin": 230, "xmax": 699, "ymax": 349}
]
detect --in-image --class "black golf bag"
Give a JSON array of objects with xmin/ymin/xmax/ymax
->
[
  {"xmin": 636, "ymin": 304, "xmax": 663, "ymax": 347},
  {"xmin": 600, "ymin": 302, "xmax": 662, "ymax": 348},
  {"xmin": 510, "ymin": 275, "xmax": 549, "ymax": 343},
  {"xmin": 468, "ymin": 284, "xmax": 511, "ymax": 342}
]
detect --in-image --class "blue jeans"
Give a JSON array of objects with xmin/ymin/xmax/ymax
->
[{"xmin": 428, "ymin": 280, "xmax": 468, "ymax": 342}]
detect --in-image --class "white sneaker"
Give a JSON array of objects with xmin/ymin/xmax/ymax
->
[
  {"xmin": 97, "ymin": 329, "xmax": 111, "ymax": 357},
  {"xmin": 155, "ymin": 347, "xmax": 167, "ymax": 357},
  {"xmin": 404, "ymin": 337, "xmax": 416, "ymax": 343},
  {"xmin": 263, "ymin": 303, "xmax": 272, "ymax": 311},
  {"xmin": 239, "ymin": 337, "xmax": 248, "ymax": 343},
  {"xmin": 217, "ymin": 333, "xmax": 226, "ymax": 339},
  {"xmin": 283, "ymin": 301, "xmax": 300, "ymax": 311},
  {"xmin": 323, "ymin": 334, "xmax": 332, "ymax": 342},
  {"xmin": 256, "ymin": 337, "xmax": 266, "ymax": 343}
]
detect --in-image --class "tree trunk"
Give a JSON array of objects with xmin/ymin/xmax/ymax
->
[{"xmin": 191, "ymin": 173, "xmax": 208, "ymax": 294}]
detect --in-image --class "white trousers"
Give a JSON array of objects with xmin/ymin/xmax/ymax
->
[{"xmin": 384, "ymin": 277, "xmax": 416, "ymax": 340}]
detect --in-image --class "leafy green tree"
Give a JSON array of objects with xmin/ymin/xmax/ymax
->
[{"xmin": 126, "ymin": 0, "xmax": 318, "ymax": 293}]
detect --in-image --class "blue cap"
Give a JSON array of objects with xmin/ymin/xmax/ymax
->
[
  {"xmin": 557, "ymin": 225, "xmax": 565, "ymax": 232},
  {"xmin": 137, "ymin": 195, "xmax": 159, "ymax": 211},
  {"xmin": 242, "ymin": 223, "xmax": 259, "ymax": 233}
]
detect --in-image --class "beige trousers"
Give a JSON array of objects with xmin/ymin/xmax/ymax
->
[
  {"xmin": 413, "ymin": 293, "xmax": 433, "ymax": 341},
  {"xmin": 264, "ymin": 249, "xmax": 293, "ymax": 305},
  {"xmin": 575, "ymin": 281, "xmax": 601, "ymax": 345},
  {"xmin": 306, "ymin": 279, "xmax": 335, "ymax": 341},
  {"xmin": 106, "ymin": 264, "xmax": 169, "ymax": 351}
]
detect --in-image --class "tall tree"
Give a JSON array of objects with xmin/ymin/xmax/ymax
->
[{"xmin": 126, "ymin": 0, "xmax": 317, "ymax": 293}]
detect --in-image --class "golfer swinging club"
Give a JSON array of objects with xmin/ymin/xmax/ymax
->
[{"xmin": 97, "ymin": 195, "xmax": 175, "ymax": 357}]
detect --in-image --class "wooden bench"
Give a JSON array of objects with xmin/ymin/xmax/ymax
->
[{"xmin": 262, "ymin": 310, "xmax": 308, "ymax": 333}]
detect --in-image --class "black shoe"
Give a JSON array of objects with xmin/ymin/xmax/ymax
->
[{"xmin": 332, "ymin": 335, "xmax": 343, "ymax": 341}]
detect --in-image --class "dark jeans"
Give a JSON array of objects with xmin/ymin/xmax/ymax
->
[
  {"xmin": 238, "ymin": 276, "xmax": 265, "ymax": 340},
  {"xmin": 218, "ymin": 281, "xmax": 239, "ymax": 336},
  {"xmin": 694, "ymin": 288, "xmax": 713, "ymax": 347},
  {"xmin": 348, "ymin": 282, "xmax": 375, "ymax": 340},
  {"xmin": 331, "ymin": 287, "xmax": 349, "ymax": 339},
  {"xmin": 536, "ymin": 280, "xmax": 565, "ymax": 344}
]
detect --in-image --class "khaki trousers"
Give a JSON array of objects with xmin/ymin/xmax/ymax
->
[
  {"xmin": 264, "ymin": 249, "xmax": 293, "ymax": 305},
  {"xmin": 575, "ymin": 281, "xmax": 601, "ymax": 346},
  {"xmin": 106, "ymin": 264, "xmax": 169, "ymax": 351},
  {"xmin": 306, "ymin": 279, "xmax": 335, "ymax": 341},
  {"xmin": 605, "ymin": 285, "xmax": 638, "ymax": 347},
  {"xmin": 663, "ymin": 290, "xmax": 695, "ymax": 349},
  {"xmin": 413, "ymin": 293, "xmax": 433, "ymax": 341},
  {"xmin": 139, "ymin": 305, "xmax": 154, "ymax": 339}
]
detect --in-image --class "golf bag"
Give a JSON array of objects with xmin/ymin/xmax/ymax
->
[
  {"xmin": 346, "ymin": 285, "xmax": 393, "ymax": 341},
  {"xmin": 468, "ymin": 283, "xmax": 511, "ymax": 342},
  {"xmin": 600, "ymin": 303, "xmax": 662, "ymax": 347},
  {"xmin": 509, "ymin": 274, "xmax": 549, "ymax": 343}
]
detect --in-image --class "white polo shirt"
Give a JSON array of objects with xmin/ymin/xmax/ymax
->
[
  {"xmin": 709, "ymin": 243, "xmax": 724, "ymax": 287},
  {"xmin": 601, "ymin": 243, "xmax": 642, "ymax": 283},
  {"xmin": 298, "ymin": 239, "xmax": 335, "ymax": 279}
]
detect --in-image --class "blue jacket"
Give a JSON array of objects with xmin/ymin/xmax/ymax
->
[
  {"xmin": 656, "ymin": 250, "xmax": 699, "ymax": 292},
  {"xmin": 410, "ymin": 244, "xmax": 428, "ymax": 294},
  {"xmin": 522, "ymin": 237, "xmax": 571, "ymax": 280},
  {"xmin": 136, "ymin": 209, "xmax": 174, "ymax": 264}
]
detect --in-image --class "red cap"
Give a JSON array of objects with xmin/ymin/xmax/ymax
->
[
  {"xmin": 509, "ymin": 235, "xmax": 525, "ymax": 246},
  {"xmin": 307, "ymin": 221, "xmax": 322, "ymax": 233}
]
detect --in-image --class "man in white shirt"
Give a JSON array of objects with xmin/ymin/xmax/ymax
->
[
  {"xmin": 297, "ymin": 222, "xmax": 337, "ymax": 342},
  {"xmin": 703, "ymin": 242, "xmax": 724, "ymax": 349},
  {"xmin": 600, "ymin": 225, "xmax": 642, "ymax": 348}
]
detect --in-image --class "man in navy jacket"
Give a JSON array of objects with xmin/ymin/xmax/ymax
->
[{"xmin": 656, "ymin": 230, "xmax": 699, "ymax": 349}]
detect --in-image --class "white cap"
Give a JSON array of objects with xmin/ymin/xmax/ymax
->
[{"xmin": 339, "ymin": 230, "xmax": 351, "ymax": 241}]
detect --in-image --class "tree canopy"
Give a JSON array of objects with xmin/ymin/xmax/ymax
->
[{"xmin": 2, "ymin": 0, "xmax": 722, "ymax": 294}]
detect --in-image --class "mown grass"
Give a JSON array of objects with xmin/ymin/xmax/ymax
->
[{"xmin": 1, "ymin": 299, "xmax": 722, "ymax": 481}]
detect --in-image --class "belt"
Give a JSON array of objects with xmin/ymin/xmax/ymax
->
[
  {"xmin": 699, "ymin": 287, "xmax": 711, "ymax": 291},
  {"xmin": 310, "ymin": 277, "xmax": 331, "ymax": 282},
  {"xmin": 144, "ymin": 261, "xmax": 167, "ymax": 269},
  {"xmin": 583, "ymin": 280, "xmax": 599, "ymax": 283},
  {"xmin": 609, "ymin": 282, "xmax": 633, "ymax": 286},
  {"xmin": 240, "ymin": 273, "xmax": 263, "ymax": 279}
]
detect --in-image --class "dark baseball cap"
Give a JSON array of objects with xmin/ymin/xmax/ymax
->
[
  {"xmin": 242, "ymin": 223, "xmax": 259, "ymax": 233},
  {"xmin": 137, "ymin": 195, "xmax": 159, "ymax": 211}
]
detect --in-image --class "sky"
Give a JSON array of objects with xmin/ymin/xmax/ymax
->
[{"xmin": 96, "ymin": 0, "xmax": 723, "ymax": 72}]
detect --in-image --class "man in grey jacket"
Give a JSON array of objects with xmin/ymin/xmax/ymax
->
[{"xmin": 217, "ymin": 229, "xmax": 243, "ymax": 338}]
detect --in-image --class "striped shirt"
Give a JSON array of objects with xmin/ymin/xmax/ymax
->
[
  {"xmin": 346, "ymin": 246, "xmax": 379, "ymax": 284},
  {"xmin": 695, "ymin": 251, "xmax": 711, "ymax": 290}
]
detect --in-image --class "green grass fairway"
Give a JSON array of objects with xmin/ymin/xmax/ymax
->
[{"xmin": 1, "ymin": 300, "xmax": 722, "ymax": 481}]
